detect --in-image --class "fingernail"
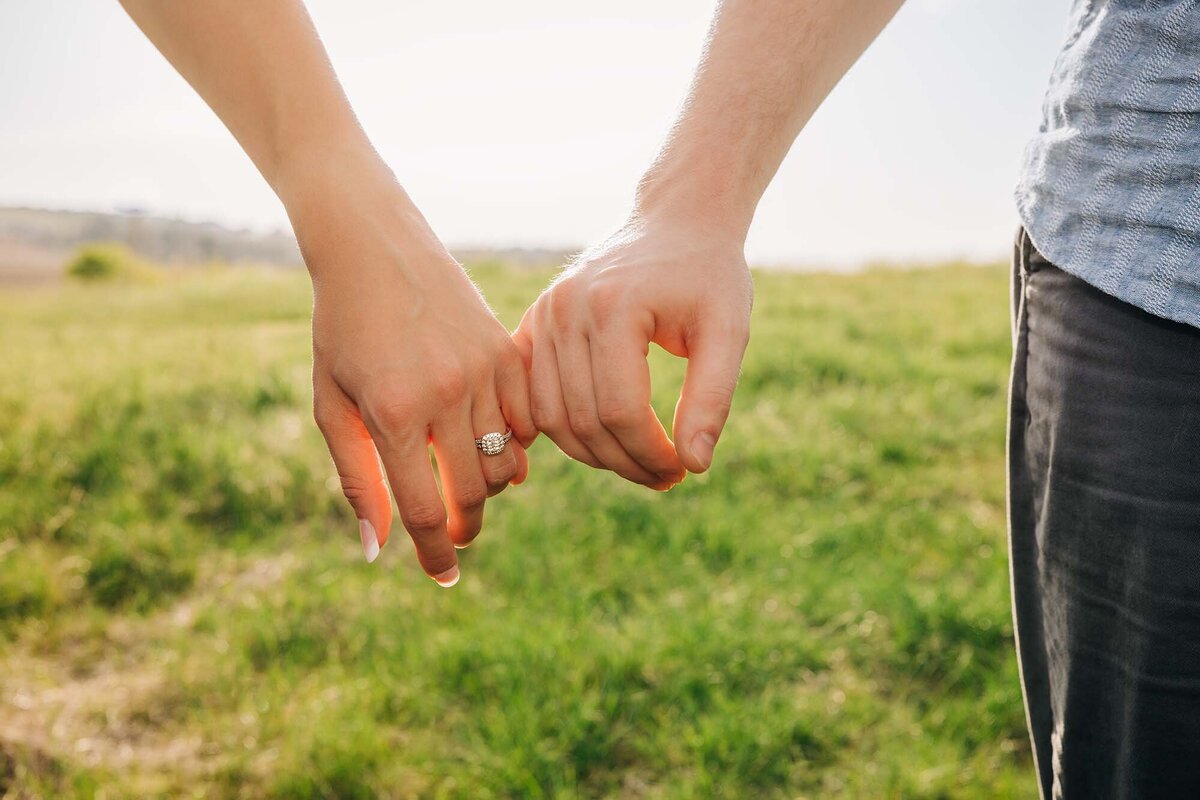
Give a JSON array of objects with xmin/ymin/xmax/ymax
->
[
  {"xmin": 453, "ymin": 541, "xmax": 471, "ymax": 550},
  {"xmin": 359, "ymin": 519, "xmax": 381, "ymax": 563},
  {"xmin": 651, "ymin": 463, "xmax": 685, "ymax": 489},
  {"xmin": 433, "ymin": 565, "xmax": 460, "ymax": 588},
  {"xmin": 692, "ymin": 432, "xmax": 717, "ymax": 471}
]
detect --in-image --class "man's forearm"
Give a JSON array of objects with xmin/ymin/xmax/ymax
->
[{"xmin": 636, "ymin": 0, "xmax": 905, "ymax": 238}]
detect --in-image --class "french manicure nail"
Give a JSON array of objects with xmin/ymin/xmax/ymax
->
[
  {"xmin": 433, "ymin": 565, "xmax": 460, "ymax": 588},
  {"xmin": 692, "ymin": 432, "xmax": 717, "ymax": 471},
  {"xmin": 359, "ymin": 519, "xmax": 380, "ymax": 564}
]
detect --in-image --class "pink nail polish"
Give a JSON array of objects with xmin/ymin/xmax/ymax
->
[
  {"xmin": 359, "ymin": 519, "xmax": 380, "ymax": 563},
  {"xmin": 433, "ymin": 565, "xmax": 460, "ymax": 588}
]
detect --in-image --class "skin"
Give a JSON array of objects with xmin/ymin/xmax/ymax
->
[
  {"xmin": 117, "ymin": 0, "xmax": 907, "ymax": 582},
  {"xmin": 516, "ymin": 0, "xmax": 906, "ymax": 484},
  {"xmin": 119, "ymin": 0, "xmax": 538, "ymax": 586}
]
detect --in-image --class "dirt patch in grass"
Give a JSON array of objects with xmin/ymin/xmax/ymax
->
[{"xmin": 0, "ymin": 553, "xmax": 300, "ymax": 792}]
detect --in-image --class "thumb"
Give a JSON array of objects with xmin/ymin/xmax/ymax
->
[
  {"xmin": 672, "ymin": 319, "xmax": 749, "ymax": 474},
  {"xmin": 314, "ymin": 377, "xmax": 393, "ymax": 563}
]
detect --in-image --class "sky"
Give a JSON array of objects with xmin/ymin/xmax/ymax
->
[{"xmin": 0, "ymin": 0, "xmax": 1070, "ymax": 266}]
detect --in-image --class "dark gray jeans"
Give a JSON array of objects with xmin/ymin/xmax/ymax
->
[{"xmin": 1008, "ymin": 228, "xmax": 1200, "ymax": 799}]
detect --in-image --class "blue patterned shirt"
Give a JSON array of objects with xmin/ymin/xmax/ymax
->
[{"xmin": 1016, "ymin": 0, "xmax": 1200, "ymax": 328}]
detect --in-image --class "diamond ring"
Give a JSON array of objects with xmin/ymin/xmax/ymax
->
[{"xmin": 475, "ymin": 430, "xmax": 513, "ymax": 456}]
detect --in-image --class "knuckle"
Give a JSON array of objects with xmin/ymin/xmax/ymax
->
[
  {"xmin": 401, "ymin": 504, "xmax": 446, "ymax": 536},
  {"xmin": 370, "ymin": 398, "xmax": 419, "ymax": 434},
  {"xmin": 550, "ymin": 312, "xmax": 573, "ymax": 337},
  {"xmin": 597, "ymin": 402, "xmax": 640, "ymax": 431},
  {"xmin": 526, "ymin": 294, "xmax": 549, "ymax": 326},
  {"xmin": 585, "ymin": 278, "xmax": 626, "ymax": 323},
  {"xmin": 699, "ymin": 386, "xmax": 736, "ymax": 418},
  {"xmin": 430, "ymin": 366, "xmax": 469, "ymax": 405},
  {"xmin": 489, "ymin": 455, "xmax": 519, "ymax": 478},
  {"xmin": 514, "ymin": 421, "xmax": 539, "ymax": 447},
  {"xmin": 531, "ymin": 403, "xmax": 562, "ymax": 434},
  {"xmin": 547, "ymin": 287, "xmax": 579, "ymax": 332},
  {"xmin": 484, "ymin": 462, "xmax": 518, "ymax": 491},
  {"xmin": 567, "ymin": 409, "xmax": 602, "ymax": 440},
  {"xmin": 550, "ymin": 273, "xmax": 579, "ymax": 299},
  {"xmin": 338, "ymin": 473, "xmax": 382, "ymax": 505},
  {"xmin": 363, "ymin": 375, "xmax": 421, "ymax": 431},
  {"xmin": 312, "ymin": 401, "xmax": 340, "ymax": 435},
  {"xmin": 453, "ymin": 485, "xmax": 488, "ymax": 514}
]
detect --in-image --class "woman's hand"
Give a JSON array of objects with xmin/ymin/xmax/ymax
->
[
  {"xmin": 115, "ymin": 0, "xmax": 537, "ymax": 583},
  {"xmin": 513, "ymin": 216, "xmax": 752, "ymax": 488},
  {"xmin": 290, "ymin": 155, "xmax": 536, "ymax": 584}
]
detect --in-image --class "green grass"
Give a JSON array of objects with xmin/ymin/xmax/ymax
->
[{"xmin": 0, "ymin": 262, "xmax": 1032, "ymax": 798}]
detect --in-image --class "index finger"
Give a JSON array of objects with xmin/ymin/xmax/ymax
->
[{"xmin": 589, "ymin": 319, "xmax": 686, "ymax": 484}]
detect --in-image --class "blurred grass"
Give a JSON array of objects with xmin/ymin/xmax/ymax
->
[{"xmin": 0, "ymin": 262, "xmax": 1032, "ymax": 798}]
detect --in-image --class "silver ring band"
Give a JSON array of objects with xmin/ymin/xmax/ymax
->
[{"xmin": 475, "ymin": 429, "xmax": 513, "ymax": 456}]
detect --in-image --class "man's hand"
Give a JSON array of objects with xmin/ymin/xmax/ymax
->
[
  {"xmin": 511, "ymin": 0, "xmax": 905, "ymax": 489},
  {"xmin": 514, "ymin": 219, "xmax": 752, "ymax": 487}
]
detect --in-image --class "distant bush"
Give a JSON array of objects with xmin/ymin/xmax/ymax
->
[{"xmin": 65, "ymin": 243, "xmax": 160, "ymax": 283}]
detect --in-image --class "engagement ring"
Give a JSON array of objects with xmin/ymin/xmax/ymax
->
[{"xmin": 475, "ymin": 430, "xmax": 513, "ymax": 456}]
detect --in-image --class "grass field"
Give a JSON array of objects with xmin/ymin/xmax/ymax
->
[{"xmin": 0, "ymin": 262, "xmax": 1033, "ymax": 798}]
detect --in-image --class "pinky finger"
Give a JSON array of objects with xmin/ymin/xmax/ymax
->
[
  {"xmin": 511, "ymin": 442, "xmax": 530, "ymax": 485},
  {"xmin": 498, "ymin": 348, "xmax": 538, "ymax": 448}
]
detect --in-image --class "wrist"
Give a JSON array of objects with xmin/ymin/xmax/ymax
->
[
  {"xmin": 632, "ymin": 155, "xmax": 758, "ymax": 243},
  {"xmin": 279, "ymin": 145, "xmax": 453, "ymax": 284},
  {"xmin": 275, "ymin": 138, "xmax": 401, "ymax": 228},
  {"xmin": 591, "ymin": 206, "xmax": 750, "ymax": 283}
]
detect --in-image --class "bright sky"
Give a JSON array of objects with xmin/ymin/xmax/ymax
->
[{"xmin": 0, "ymin": 0, "xmax": 1069, "ymax": 266}]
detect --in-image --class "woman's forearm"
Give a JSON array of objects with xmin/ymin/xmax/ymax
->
[
  {"xmin": 119, "ymin": 0, "xmax": 537, "ymax": 580},
  {"xmin": 117, "ymin": 0, "xmax": 447, "ymax": 285},
  {"xmin": 119, "ymin": 0, "xmax": 368, "ymax": 196},
  {"xmin": 635, "ymin": 0, "xmax": 905, "ymax": 238}
]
